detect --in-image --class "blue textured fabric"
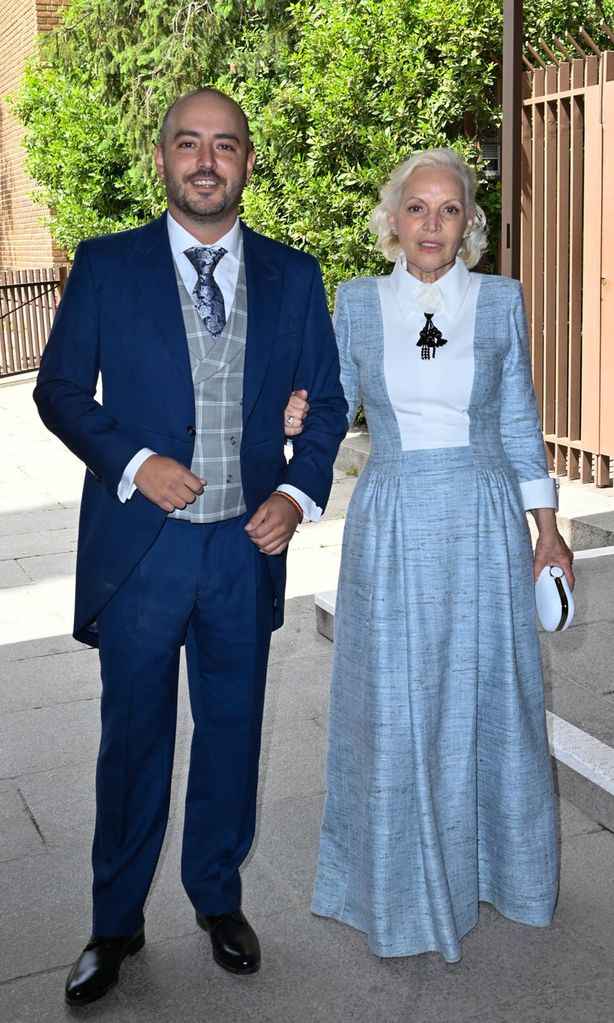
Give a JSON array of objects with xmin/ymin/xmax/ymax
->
[
  {"xmin": 311, "ymin": 273, "xmax": 559, "ymax": 962},
  {"xmin": 184, "ymin": 245, "xmax": 227, "ymax": 337}
]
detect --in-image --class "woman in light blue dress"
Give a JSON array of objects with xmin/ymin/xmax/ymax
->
[{"xmin": 311, "ymin": 149, "xmax": 574, "ymax": 962}]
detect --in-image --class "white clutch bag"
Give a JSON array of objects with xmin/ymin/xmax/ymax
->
[{"xmin": 535, "ymin": 565, "xmax": 575, "ymax": 631}]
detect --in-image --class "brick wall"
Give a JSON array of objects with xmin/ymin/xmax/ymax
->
[{"xmin": 0, "ymin": 0, "xmax": 66, "ymax": 269}]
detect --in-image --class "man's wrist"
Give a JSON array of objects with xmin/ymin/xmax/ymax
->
[{"xmin": 272, "ymin": 490, "xmax": 304, "ymax": 522}]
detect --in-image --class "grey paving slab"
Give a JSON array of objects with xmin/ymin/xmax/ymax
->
[
  {"xmin": 555, "ymin": 828, "xmax": 614, "ymax": 952},
  {"xmin": 541, "ymin": 621, "xmax": 614, "ymax": 698},
  {"xmin": 568, "ymin": 552, "xmax": 614, "ymax": 626},
  {"xmin": 267, "ymin": 614, "xmax": 333, "ymax": 670},
  {"xmin": 544, "ymin": 672, "xmax": 614, "ymax": 749},
  {"xmin": 15, "ymin": 760, "xmax": 97, "ymax": 853},
  {"xmin": 15, "ymin": 551, "xmax": 77, "ymax": 583},
  {"xmin": 0, "ymin": 558, "xmax": 31, "ymax": 587},
  {"xmin": 458, "ymin": 976, "xmax": 614, "ymax": 1023},
  {"xmin": 0, "ymin": 633, "xmax": 81, "ymax": 664},
  {"xmin": 0, "ymin": 528, "xmax": 77, "ymax": 561},
  {"xmin": 0, "ymin": 698, "xmax": 101, "ymax": 776},
  {"xmin": 0, "ymin": 646, "xmax": 100, "ymax": 714},
  {"xmin": 262, "ymin": 655, "xmax": 330, "ymax": 733},
  {"xmin": 558, "ymin": 794, "xmax": 604, "ymax": 838},
  {"xmin": 554, "ymin": 759, "xmax": 614, "ymax": 833},
  {"xmin": 0, "ymin": 483, "xmax": 66, "ymax": 514},
  {"xmin": 0, "ymin": 506, "xmax": 78, "ymax": 538},
  {"xmin": 253, "ymin": 791, "xmax": 324, "ymax": 905},
  {"xmin": 258, "ymin": 716, "xmax": 327, "ymax": 806},
  {"xmin": 0, "ymin": 779, "xmax": 47, "ymax": 863}
]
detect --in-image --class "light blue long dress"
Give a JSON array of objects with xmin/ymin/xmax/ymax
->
[{"xmin": 311, "ymin": 272, "xmax": 559, "ymax": 962}]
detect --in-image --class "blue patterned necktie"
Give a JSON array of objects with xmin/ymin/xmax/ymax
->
[{"xmin": 184, "ymin": 245, "xmax": 227, "ymax": 337}]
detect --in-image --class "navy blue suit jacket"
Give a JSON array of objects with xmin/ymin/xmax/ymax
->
[{"xmin": 34, "ymin": 215, "xmax": 347, "ymax": 645}]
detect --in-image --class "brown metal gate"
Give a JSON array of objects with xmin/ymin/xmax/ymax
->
[
  {"xmin": 0, "ymin": 266, "xmax": 69, "ymax": 377},
  {"xmin": 521, "ymin": 45, "xmax": 614, "ymax": 485}
]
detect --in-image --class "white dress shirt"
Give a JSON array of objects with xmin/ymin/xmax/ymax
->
[
  {"xmin": 118, "ymin": 213, "xmax": 319, "ymax": 520},
  {"xmin": 378, "ymin": 257, "xmax": 557, "ymax": 511}
]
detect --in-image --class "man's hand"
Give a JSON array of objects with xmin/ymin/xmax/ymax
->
[
  {"xmin": 284, "ymin": 389, "xmax": 309, "ymax": 438},
  {"xmin": 244, "ymin": 493, "xmax": 302, "ymax": 555},
  {"xmin": 134, "ymin": 454, "xmax": 206, "ymax": 512}
]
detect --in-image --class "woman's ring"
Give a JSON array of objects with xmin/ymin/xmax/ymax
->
[{"xmin": 286, "ymin": 415, "xmax": 295, "ymax": 427}]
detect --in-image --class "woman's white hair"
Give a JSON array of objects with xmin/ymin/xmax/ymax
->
[{"xmin": 369, "ymin": 147, "xmax": 488, "ymax": 268}]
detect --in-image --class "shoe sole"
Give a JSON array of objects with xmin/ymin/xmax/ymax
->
[{"xmin": 64, "ymin": 933, "xmax": 145, "ymax": 1006}]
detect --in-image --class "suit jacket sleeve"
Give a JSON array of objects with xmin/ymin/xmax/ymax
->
[
  {"xmin": 33, "ymin": 241, "xmax": 148, "ymax": 497},
  {"xmin": 280, "ymin": 261, "xmax": 348, "ymax": 509}
]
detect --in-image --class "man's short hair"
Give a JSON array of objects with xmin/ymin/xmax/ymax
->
[{"xmin": 158, "ymin": 88, "xmax": 252, "ymax": 151}]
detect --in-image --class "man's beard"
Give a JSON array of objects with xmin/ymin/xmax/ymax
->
[{"xmin": 167, "ymin": 169, "xmax": 247, "ymax": 223}]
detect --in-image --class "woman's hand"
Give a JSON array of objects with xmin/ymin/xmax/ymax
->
[
  {"xmin": 531, "ymin": 508, "xmax": 575, "ymax": 588},
  {"xmin": 284, "ymin": 389, "xmax": 309, "ymax": 437}
]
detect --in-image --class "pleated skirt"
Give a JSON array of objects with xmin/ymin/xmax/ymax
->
[{"xmin": 312, "ymin": 446, "xmax": 558, "ymax": 962}]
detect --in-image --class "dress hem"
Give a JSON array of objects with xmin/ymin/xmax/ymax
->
[{"xmin": 311, "ymin": 894, "xmax": 554, "ymax": 961}]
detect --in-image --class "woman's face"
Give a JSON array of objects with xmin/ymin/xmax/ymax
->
[{"xmin": 390, "ymin": 166, "xmax": 473, "ymax": 283}]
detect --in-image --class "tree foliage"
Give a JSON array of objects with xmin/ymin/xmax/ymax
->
[{"xmin": 12, "ymin": 0, "xmax": 614, "ymax": 293}]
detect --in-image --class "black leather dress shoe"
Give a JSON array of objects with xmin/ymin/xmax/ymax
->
[
  {"xmin": 196, "ymin": 909, "xmax": 260, "ymax": 974},
  {"xmin": 65, "ymin": 929, "xmax": 145, "ymax": 1006}
]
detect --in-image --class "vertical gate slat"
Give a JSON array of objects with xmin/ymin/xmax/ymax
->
[
  {"xmin": 531, "ymin": 74, "xmax": 545, "ymax": 421},
  {"xmin": 520, "ymin": 72, "xmax": 533, "ymax": 336},
  {"xmin": 543, "ymin": 68, "xmax": 558, "ymax": 438},
  {"xmin": 567, "ymin": 58, "xmax": 585, "ymax": 480},
  {"xmin": 597, "ymin": 60, "xmax": 614, "ymax": 484},
  {"xmin": 25, "ymin": 270, "xmax": 37, "ymax": 370},
  {"xmin": 555, "ymin": 66, "xmax": 571, "ymax": 475},
  {"xmin": 580, "ymin": 70, "xmax": 603, "ymax": 473},
  {"xmin": 0, "ymin": 272, "xmax": 14, "ymax": 375}
]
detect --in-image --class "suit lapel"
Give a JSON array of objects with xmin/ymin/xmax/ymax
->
[
  {"xmin": 241, "ymin": 224, "xmax": 283, "ymax": 423},
  {"xmin": 128, "ymin": 214, "xmax": 193, "ymax": 385}
]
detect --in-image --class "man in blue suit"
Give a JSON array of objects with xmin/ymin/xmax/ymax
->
[{"xmin": 34, "ymin": 88, "xmax": 347, "ymax": 1005}]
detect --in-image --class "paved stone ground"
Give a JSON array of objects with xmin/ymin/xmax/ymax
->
[{"xmin": 1, "ymin": 375, "xmax": 614, "ymax": 1023}]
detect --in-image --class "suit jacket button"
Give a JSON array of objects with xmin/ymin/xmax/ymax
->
[{"xmin": 187, "ymin": 425, "xmax": 197, "ymax": 436}]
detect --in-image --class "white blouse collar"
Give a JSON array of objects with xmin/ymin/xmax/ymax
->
[{"xmin": 388, "ymin": 255, "xmax": 472, "ymax": 320}]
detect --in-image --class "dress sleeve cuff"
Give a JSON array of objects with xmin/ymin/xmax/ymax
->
[
  {"xmin": 520, "ymin": 477, "xmax": 559, "ymax": 511},
  {"xmin": 275, "ymin": 483, "xmax": 322, "ymax": 522}
]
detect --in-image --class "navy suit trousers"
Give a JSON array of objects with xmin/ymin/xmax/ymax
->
[{"xmin": 91, "ymin": 515, "xmax": 275, "ymax": 935}]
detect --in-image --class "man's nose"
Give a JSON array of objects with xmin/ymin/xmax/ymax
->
[{"xmin": 196, "ymin": 143, "xmax": 216, "ymax": 169}]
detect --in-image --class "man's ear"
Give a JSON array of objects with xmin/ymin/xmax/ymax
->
[{"xmin": 246, "ymin": 148, "xmax": 257, "ymax": 183}]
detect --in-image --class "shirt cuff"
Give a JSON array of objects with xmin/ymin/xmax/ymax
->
[
  {"xmin": 520, "ymin": 477, "xmax": 559, "ymax": 511},
  {"xmin": 117, "ymin": 448, "xmax": 156, "ymax": 503},
  {"xmin": 276, "ymin": 484, "xmax": 322, "ymax": 523}
]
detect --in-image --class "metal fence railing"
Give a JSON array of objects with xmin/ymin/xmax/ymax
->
[
  {"xmin": 0, "ymin": 265, "xmax": 69, "ymax": 377},
  {"xmin": 521, "ymin": 40, "xmax": 614, "ymax": 486}
]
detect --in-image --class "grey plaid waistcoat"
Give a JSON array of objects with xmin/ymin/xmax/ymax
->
[{"xmin": 171, "ymin": 257, "xmax": 247, "ymax": 523}]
